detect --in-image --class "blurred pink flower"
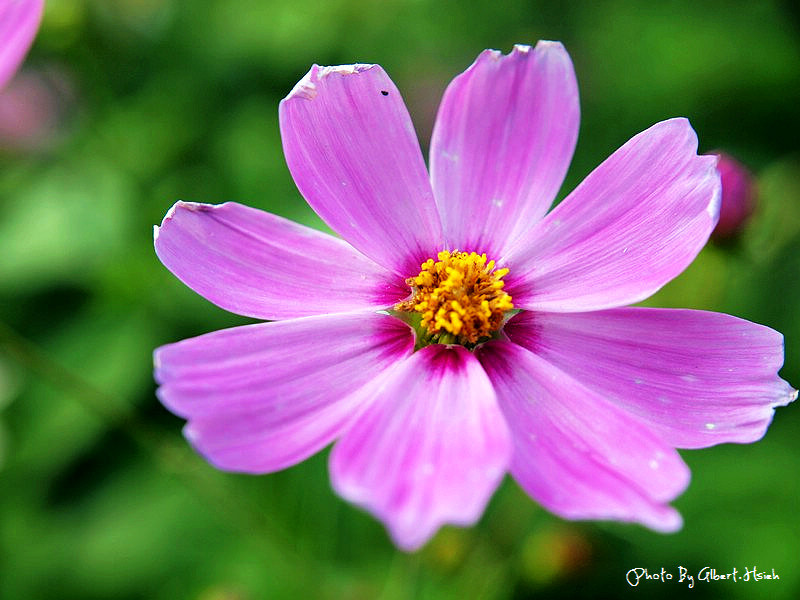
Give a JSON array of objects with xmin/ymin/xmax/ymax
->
[
  {"xmin": 0, "ymin": 0, "xmax": 44, "ymax": 89},
  {"xmin": 0, "ymin": 66, "xmax": 75, "ymax": 152},
  {"xmin": 153, "ymin": 42, "xmax": 795, "ymax": 550},
  {"xmin": 711, "ymin": 152, "xmax": 756, "ymax": 240}
]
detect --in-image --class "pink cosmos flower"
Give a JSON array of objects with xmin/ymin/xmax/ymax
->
[
  {"xmin": 154, "ymin": 42, "xmax": 796, "ymax": 551},
  {"xmin": 0, "ymin": 0, "xmax": 44, "ymax": 90}
]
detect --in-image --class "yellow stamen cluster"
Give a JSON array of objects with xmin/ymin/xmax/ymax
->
[{"xmin": 396, "ymin": 250, "xmax": 514, "ymax": 345}]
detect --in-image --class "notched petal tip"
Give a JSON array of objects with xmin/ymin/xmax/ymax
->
[
  {"xmin": 154, "ymin": 202, "xmax": 189, "ymax": 244},
  {"xmin": 182, "ymin": 422, "xmax": 200, "ymax": 444},
  {"xmin": 317, "ymin": 63, "xmax": 377, "ymax": 77},
  {"xmin": 283, "ymin": 63, "xmax": 380, "ymax": 101},
  {"xmin": 478, "ymin": 40, "xmax": 563, "ymax": 63},
  {"xmin": 159, "ymin": 200, "xmax": 213, "ymax": 223},
  {"xmin": 660, "ymin": 118, "xmax": 721, "ymax": 222},
  {"xmin": 476, "ymin": 43, "xmax": 536, "ymax": 64},
  {"xmin": 530, "ymin": 40, "xmax": 570, "ymax": 58},
  {"xmin": 478, "ymin": 48, "xmax": 503, "ymax": 62},
  {"xmin": 159, "ymin": 200, "xmax": 239, "ymax": 227},
  {"xmin": 174, "ymin": 200, "xmax": 218, "ymax": 212},
  {"xmin": 647, "ymin": 506, "xmax": 684, "ymax": 534},
  {"xmin": 660, "ymin": 118, "xmax": 721, "ymax": 203},
  {"xmin": 161, "ymin": 201, "xmax": 180, "ymax": 222},
  {"xmin": 571, "ymin": 503, "xmax": 684, "ymax": 534},
  {"xmin": 284, "ymin": 66, "xmax": 320, "ymax": 100},
  {"xmin": 155, "ymin": 201, "xmax": 212, "ymax": 244},
  {"xmin": 685, "ymin": 143, "xmax": 723, "ymax": 223},
  {"xmin": 786, "ymin": 387, "xmax": 799, "ymax": 406},
  {"xmin": 659, "ymin": 116, "xmax": 695, "ymax": 144},
  {"xmin": 533, "ymin": 39, "xmax": 563, "ymax": 49}
]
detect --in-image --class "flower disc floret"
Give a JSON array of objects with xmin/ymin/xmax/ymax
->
[{"xmin": 396, "ymin": 250, "xmax": 514, "ymax": 346}]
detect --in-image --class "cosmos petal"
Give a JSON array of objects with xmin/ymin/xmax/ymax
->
[
  {"xmin": 505, "ymin": 308, "xmax": 796, "ymax": 449},
  {"xmin": 154, "ymin": 312, "xmax": 414, "ymax": 473},
  {"xmin": 330, "ymin": 344, "xmax": 511, "ymax": 550},
  {"xmin": 477, "ymin": 341, "xmax": 690, "ymax": 532},
  {"xmin": 504, "ymin": 118, "xmax": 720, "ymax": 311},
  {"xmin": 430, "ymin": 41, "xmax": 579, "ymax": 255},
  {"xmin": 280, "ymin": 63, "xmax": 442, "ymax": 277},
  {"xmin": 154, "ymin": 201, "xmax": 405, "ymax": 320}
]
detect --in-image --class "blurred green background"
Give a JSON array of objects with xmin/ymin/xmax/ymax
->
[{"xmin": 1, "ymin": 0, "xmax": 798, "ymax": 598}]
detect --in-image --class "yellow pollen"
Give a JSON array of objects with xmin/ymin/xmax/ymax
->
[{"xmin": 396, "ymin": 250, "xmax": 514, "ymax": 345}]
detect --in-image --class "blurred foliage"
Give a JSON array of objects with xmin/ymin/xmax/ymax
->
[{"xmin": 1, "ymin": 0, "xmax": 798, "ymax": 598}]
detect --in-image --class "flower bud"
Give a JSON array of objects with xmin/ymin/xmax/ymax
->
[
  {"xmin": 0, "ymin": 67, "xmax": 75, "ymax": 153},
  {"xmin": 712, "ymin": 152, "xmax": 756, "ymax": 240}
]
